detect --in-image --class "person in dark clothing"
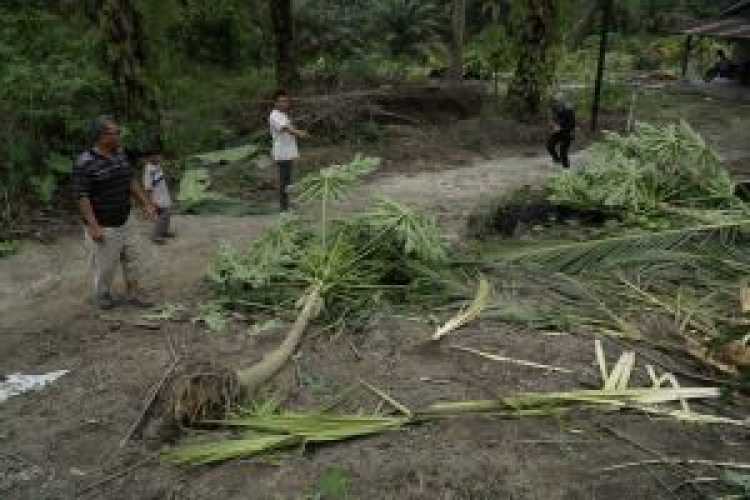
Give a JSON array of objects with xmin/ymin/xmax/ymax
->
[
  {"xmin": 705, "ymin": 49, "xmax": 736, "ymax": 81},
  {"xmin": 72, "ymin": 116, "xmax": 157, "ymax": 309},
  {"xmin": 546, "ymin": 95, "xmax": 575, "ymax": 169}
]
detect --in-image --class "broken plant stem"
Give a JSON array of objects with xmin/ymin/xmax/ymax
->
[
  {"xmin": 433, "ymin": 277, "xmax": 491, "ymax": 340},
  {"xmin": 451, "ymin": 345, "xmax": 573, "ymax": 373},
  {"xmin": 237, "ymin": 285, "xmax": 322, "ymax": 397},
  {"xmin": 600, "ymin": 459, "xmax": 750, "ymax": 473},
  {"xmin": 359, "ymin": 379, "xmax": 413, "ymax": 418}
]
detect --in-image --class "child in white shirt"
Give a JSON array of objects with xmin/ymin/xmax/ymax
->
[
  {"xmin": 269, "ymin": 90, "xmax": 308, "ymax": 211},
  {"xmin": 143, "ymin": 150, "xmax": 173, "ymax": 243}
]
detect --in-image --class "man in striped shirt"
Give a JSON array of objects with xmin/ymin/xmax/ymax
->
[{"xmin": 72, "ymin": 116, "xmax": 157, "ymax": 310}]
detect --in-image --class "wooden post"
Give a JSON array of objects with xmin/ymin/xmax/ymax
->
[
  {"xmin": 682, "ymin": 35, "xmax": 693, "ymax": 78},
  {"xmin": 591, "ymin": 0, "xmax": 613, "ymax": 132}
]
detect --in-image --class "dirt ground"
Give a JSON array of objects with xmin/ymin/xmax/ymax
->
[{"xmin": 4, "ymin": 86, "xmax": 750, "ymax": 500}]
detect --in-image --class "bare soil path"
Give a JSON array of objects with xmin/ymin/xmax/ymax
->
[
  {"xmin": 0, "ymin": 154, "xmax": 555, "ymax": 335},
  {"xmin": 2, "ymin": 151, "xmax": 748, "ymax": 500}
]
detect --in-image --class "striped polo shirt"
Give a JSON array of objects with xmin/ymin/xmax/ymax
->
[{"xmin": 72, "ymin": 149, "xmax": 133, "ymax": 227}]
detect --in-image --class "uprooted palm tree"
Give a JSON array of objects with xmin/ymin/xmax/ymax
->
[{"xmin": 162, "ymin": 155, "xmax": 459, "ymax": 429}]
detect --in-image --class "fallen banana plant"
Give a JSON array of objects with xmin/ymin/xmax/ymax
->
[{"xmin": 433, "ymin": 277, "xmax": 491, "ymax": 340}]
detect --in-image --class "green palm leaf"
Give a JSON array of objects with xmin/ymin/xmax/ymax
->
[
  {"xmin": 489, "ymin": 220, "xmax": 750, "ymax": 274},
  {"xmin": 162, "ymin": 433, "xmax": 300, "ymax": 465}
]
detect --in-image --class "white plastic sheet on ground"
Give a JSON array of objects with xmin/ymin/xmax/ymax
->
[{"xmin": 0, "ymin": 370, "xmax": 69, "ymax": 403}]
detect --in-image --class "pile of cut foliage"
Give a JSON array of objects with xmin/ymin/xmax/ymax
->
[
  {"xmin": 547, "ymin": 120, "xmax": 739, "ymax": 222},
  {"xmin": 477, "ymin": 120, "xmax": 750, "ymax": 374},
  {"xmin": 209, "ymin": 154, "xmax": 460, "ymax": 324}
]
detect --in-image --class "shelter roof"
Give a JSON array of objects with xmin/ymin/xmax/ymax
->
[{"xmin": 679, "ymin": 16, "xmax": 750, "ymax": 40}]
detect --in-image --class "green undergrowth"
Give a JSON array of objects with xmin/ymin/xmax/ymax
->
[{"xmin": 174, "ymin": 144, "xmax": 277, "ymax": 216}]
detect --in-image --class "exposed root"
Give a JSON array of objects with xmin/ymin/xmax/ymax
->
[{"xmin": 168, "ymin": 361, "xmax": 240, "ymax": 426}]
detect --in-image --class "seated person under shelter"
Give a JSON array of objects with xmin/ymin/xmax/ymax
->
[{"xmin": 705, "ymin": 49, "xmax": 738, "ymax": 81}]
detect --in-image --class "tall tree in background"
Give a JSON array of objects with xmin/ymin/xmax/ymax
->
[
  {"xmin": 269, "ymin": 0, "xmax": 298, "ymax": 88},
  {"xmin": 449, "ymin": 0, "xmax": 466, "ymax": 80},
  {"xmin": 99, "ymin": 0, "xmax": 160, "ymax": 133},
  {"xmin": 505, "ymin": 0, "xmax": 559, "ymax": 118}
]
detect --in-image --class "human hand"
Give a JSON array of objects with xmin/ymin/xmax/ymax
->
[
  {"xmin": 88, "ymin": 224, "xmax": 105, "ymax": 242},
  {"xmin": 144, "ymin": 203, "xmax": 158, "ymax": 221}
]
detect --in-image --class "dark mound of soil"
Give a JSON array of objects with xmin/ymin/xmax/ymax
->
[{"xmin": 468, "ymin": 186, "xmax": 613, "ymax": 239}]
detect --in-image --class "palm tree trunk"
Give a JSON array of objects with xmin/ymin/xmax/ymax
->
[
  {"xmin": 569, "ymin": 2, "xmax": 599, "ymax": 49},
  {"xmin": 99, "ymin": 0, "xmax": 159, "ymax": 130},
  {"xmin": 449, "ymin": 0, "xmax": 466, "ymax": 81},
  {"xmin": 505, "ymin": 0, "xmax": 559, "ymax": 119},
  {"xmin": 269, "ymin": 0, "xmax": 298, "ymax": 88}
]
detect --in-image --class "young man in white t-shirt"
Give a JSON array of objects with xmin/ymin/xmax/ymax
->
[
  {"xmin": 142, "ymin": 149, "xmax": 174, "ymax": 243},
  {"xmin": 269, "ymin": 90, "xmax": 308, "ymax": 211}
]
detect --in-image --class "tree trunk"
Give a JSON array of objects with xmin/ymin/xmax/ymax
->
[
  {"xmin": 505, "ymin": 0, "xmax": 559, "ymax": 119},
  {"xmin": 569, "ymin": 2, "xmax": 599, "ymax": 49},
  {"xmin": 99, "ymin": 0, "xmax": 160, "ymax": 132},
  {"xmin": 449, "ymin": 0, "xmax": 466, "ymax": 81},
  {"xmin": 269, "ymin": 0, "xmax": 298, "ymax": 88}
]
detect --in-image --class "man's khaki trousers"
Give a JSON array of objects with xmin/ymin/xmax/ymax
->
[{"xmin": 84, "ymin": 219, "xmax": 141, "ymax": 300}]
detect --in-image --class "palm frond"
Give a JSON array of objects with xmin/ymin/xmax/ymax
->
[
  {"xmin": 366, "ymin": 197, "xmax": 448, "ymax": 264},
  {"xmin": 296, "ymin": 154, "xmax": 380, "ymax": 204},
  {"xmin": 490, "ymin": 220, "xmax": 750, "ymax": 274},
  {"xmin": 162, "ymin": 433, "xmax": 300, "ymax": 465}
]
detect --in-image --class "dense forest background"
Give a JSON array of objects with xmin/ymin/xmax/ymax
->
[{"xmin": 0, "ymin": 0, "xmax": 738, "ymax": 231}]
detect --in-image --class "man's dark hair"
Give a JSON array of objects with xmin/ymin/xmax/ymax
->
[
  {"xmin": 89, "ymin": 115, "xmax": 116, "ymax": 143},
  {"xmin": 273, "ymin": 89, "xmax": 289, "ymax": 101}
]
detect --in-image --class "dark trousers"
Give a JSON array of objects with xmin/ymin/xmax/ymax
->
[
  {"xmin": 547, "ymin": 131, "xmax": 573, "ymax": 169},
  {"xmin": 153, "ymin": 207, "xmax": 171, "ymax": 239},
  {"xmin": 277, "ymin": 160, "xmax": 293, "ymax": 211}
]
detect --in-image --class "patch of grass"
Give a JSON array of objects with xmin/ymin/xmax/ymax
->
[
  {"xmin": 312, "ymin": 467, "xmax": 352, "ymax": 500},
  {"xmin": 0, "ymin": 240, "xmax": 19, "ymax": 258},
  {"xmin": 192, "ymin": 302, "xmax": 229, "ymax": 333}
]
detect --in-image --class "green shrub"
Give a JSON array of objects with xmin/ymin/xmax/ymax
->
[
  {"xmin": 174, "ymin": 0, "xmax": 261, "ymax": 68},
  {"xmin": 0, "ymin": 6, "xmax": 108, "ymax": 217}
]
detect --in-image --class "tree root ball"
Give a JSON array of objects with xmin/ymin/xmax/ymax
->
[{"xmin": 167, "ymin": 361, "xmax": 240, "ymax": 426}]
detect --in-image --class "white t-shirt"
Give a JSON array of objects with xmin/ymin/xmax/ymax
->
[
  {"xmin": 143, "ymin": 162, "xmax": 172, "ymax": 208},
  {"xmin": 269, "ymin": 109, "xmax": 299, "ymax": 161}
]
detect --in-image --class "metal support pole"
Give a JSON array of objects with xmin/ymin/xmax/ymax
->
[
  {"xmin": 591, "ymin": 0, "xmax": 613, "ymax": 132},
  {"xmin": 681, "ymin": 35, "xmax": 693, "ymax": 78}
]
